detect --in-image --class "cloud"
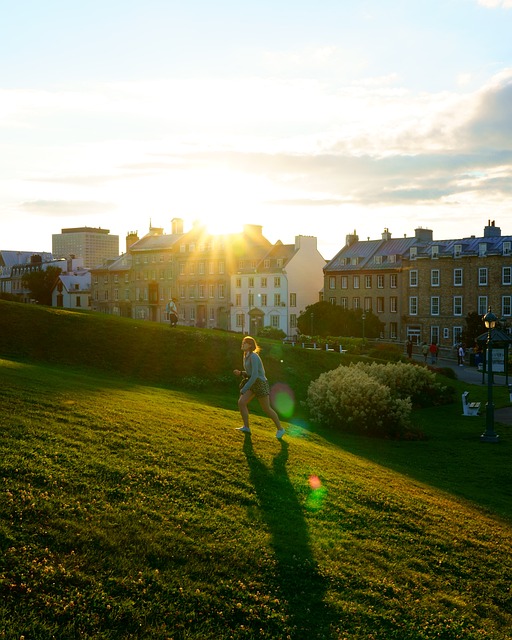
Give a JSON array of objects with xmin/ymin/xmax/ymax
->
[
  {"xmin": 19, "ymin": 200, "xmax": 116, "ymax": 215},
  {"xmin": 457, "ymin": 71, "xmax": 512, "ymax": 149},
  {"xmin": 477, "ymin": 0, "xmax": 512, "ymax": 8}
]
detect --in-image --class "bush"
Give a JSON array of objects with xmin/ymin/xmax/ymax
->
[
  {"xmin": 306, "ymin": 360, "xmax": 452, "ymax": 438},
  {"xmin": 350, "ymin": 361, "xmax": 451, "ymax": 407},
  {"xmin": 307, "ymin": 365, "xmax": 413, "ymax": 438},
  {"xmin": 366, "ymin": 343, "xmax": 404, "ymax": 362},
  {"xmin": 257, "ymin": 326, "xmax": 286, "ymax": 340}
]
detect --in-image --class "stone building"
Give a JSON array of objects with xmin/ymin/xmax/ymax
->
[
  {"xmin": 231, "ymin": 234, "xmax": 325, "ymax": 337},
  {"xmin": 402, "ymin": 220, "xmax": 512, "ymax": 347},
  {"xmin": 324, "ymin": 221, "xmax": 512, "ymax": 347},
  {"xmin": 323, "ymin": 227, "xmax": 433, "ymax": 341}
]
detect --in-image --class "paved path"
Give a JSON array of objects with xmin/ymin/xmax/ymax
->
[{"xmin": 411, "ymin": 353, "xmax": 512, "ymax": 425}]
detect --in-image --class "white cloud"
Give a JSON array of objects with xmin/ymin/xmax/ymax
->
[{"xmin": 477, "ymin": 0, "xmax": 512, "ymax": 8}]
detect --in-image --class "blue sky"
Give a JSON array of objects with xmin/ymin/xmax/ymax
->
[{"xmin": 1, "ymin": 0, "xmax": 512, "ymax": 259}]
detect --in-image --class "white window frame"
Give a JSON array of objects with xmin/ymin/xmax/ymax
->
[
  {"xmin": 409, "ymin": 270, "xmax": 418, "ymax": 287},
  {"xmin": 453, "ymin": 295, "xmax": 463, "ymax": 316},
  {"xmin": 478, "ymin": 267, "xmax": 488, "ymax": 286},
  {"xmin": 430, "ymin": 296, "xmax": 440, "ymax": 316},
  {"xmin": 409, "ymin": 296, "xmax": 418, "ymax": 315},
  {"xmin": 503, "ymin": 295, "xmax": 512, "ymax": 317},
  {"xmin": 454, "ymin": 268, "xmax": 463, "ymax": 286},
  {"xmin": 478, "ymin": 296, "xmax": 488, "ymax": 316},
  {"xmin": 431, "ymin": 269, "xmax": 440, "ymax": 287}
]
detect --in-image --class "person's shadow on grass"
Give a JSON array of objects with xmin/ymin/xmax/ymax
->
[{"xmin": 242, "ymin": 435, "xmax": 336, "ymax": 639}]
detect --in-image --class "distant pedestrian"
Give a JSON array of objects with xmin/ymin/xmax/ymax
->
[
  {"xmin": 429, "ymin": 341, "xmax": 438, "ymax": 365},
  {"xmin": 406, "ymin": 339, "xmax": 413, "ymax": 359},
  {"xmin": 458, "ymin": 344, "xmax": 465, "ymax": 366},
  {"xmin": 421, "ymin": 342, "xmax": 429, "ymax": 363},
  {"xmin": 166, "ymin": 298, "xmax": 178, "ymax": 327},
  {"xmin": 233, "ymin": 336, "xmax": 285, "ymax": 439}
]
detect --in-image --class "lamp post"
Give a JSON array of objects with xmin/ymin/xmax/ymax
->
[
  {"xmin": 362, "ymin": 312, "xmax": 366, "ymax": 342},
  {"xmin": 481, "ymin": 307, "xmax": 499, "ymax": 443}
]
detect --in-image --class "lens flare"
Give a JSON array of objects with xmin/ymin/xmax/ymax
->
[
  {"xmin": 270, "ymin": 382, "xmax": 295, "ymax": 418},
  {"xmin": 309, "ymin": 475, "xmax": 322, "ymax": 490},
  {"xmin": 306, "ymin": 474, "xmax": 327, "ymax": 511}
]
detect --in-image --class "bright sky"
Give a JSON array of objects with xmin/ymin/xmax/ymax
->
[{"xmin": 1, "ymin": 0, "xmax": 512, "ymax": 260}]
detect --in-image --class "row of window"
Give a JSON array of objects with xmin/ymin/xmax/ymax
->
[
  {"xmin": 329, "ymin": 274, "xmax": 398, "ymax": 290},
  {"xmin": 234, "ymin": 292, "xmax": 297, "ymax": 307},
  {"xmin": 234, "ymin": 313, "xmax": 297, "ymax": 329},
  {"xmin": 409, "ymin": 241, "xmax": 511, "ymax": 259},
  {"xmin": 409, "ymin": 267, "xmax": 512, "ymax": 287},
  {"xmin": 328, "ymin": 266, "xmax": 512, "ymax": 290},
  {"xmin": 328, "ymin": 296, "xmax": 398, "ymax": 313},
  {"xmin": 236, "ymin": 276, "xmax": 282, "ymax": 288},
  {"xmin": 94, "ymin": 283, "xmax": 228, "ymax": 302},
  {"xmin": 408, "ymin": 295, "xmax": 512, "ymax": 317}
]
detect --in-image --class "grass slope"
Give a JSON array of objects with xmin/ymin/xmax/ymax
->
[{"xmin": 1, "ymin": 302, "xmax": 512, "ymax": 639}]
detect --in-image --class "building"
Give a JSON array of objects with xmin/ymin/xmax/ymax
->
[
  {"xmin": 91, "ymin": 219, "xmax": 327, "ymax": 333},
  {"xmin": 231, "ymin": 235, "xmax": 325, "ymax": 336},
  {"xmin": 402, "ymin": 220, "xmax": 512, "ymax": 348},
  {"xmin": 51, "ymin": 258, "xmax": 91, "ymax": 310},
  {"xmin": 324, "ymin": 221, "xmax": 512, "ymax": 348},
  {"xmin": 323, "ymin": 228, "xmax": 433, "ymax": 341},
  {"xmin": 52, "ymin": 227, "xmax": 119, "ymax": 269},
  {"xmin": 0, "ymin": 251, "xmax": 61, "ymax": 303}
]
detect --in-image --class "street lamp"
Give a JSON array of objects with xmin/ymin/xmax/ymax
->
[
  {"xmin": 481, "ymin": 307, "xmax": 499, "ymax": 443},
  {"xmin": 361, "ymin": 312, "xmax": 366, "ymax": 341}
]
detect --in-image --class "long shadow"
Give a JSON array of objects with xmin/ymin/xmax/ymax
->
[{"xmin": 242, "ymin": 436, "xmax": 337, "ymax": 639}]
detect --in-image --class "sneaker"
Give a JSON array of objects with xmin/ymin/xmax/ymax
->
[
  {"xmin": 275, "ymin": 428, "xmax": 285, "ymax": 439},
  {"xmin": 236, "ymin": 426, "xmax": 251, "ymax": 434}
]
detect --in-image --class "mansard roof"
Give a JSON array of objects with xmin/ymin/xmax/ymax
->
[{"xmin": 414, "ymin": 234, "xmax": 512, "ymax": 259}]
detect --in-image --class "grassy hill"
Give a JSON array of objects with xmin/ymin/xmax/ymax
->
[{"xmin": 1, "ymin": 301, "xmax": 512, "ymax": 639}]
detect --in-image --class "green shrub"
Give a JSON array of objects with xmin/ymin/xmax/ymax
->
[
  {"xmin": 366, "ymin": 342, "xmax": 404, "ymax": 362},
  {"xmin": 351, "ymin": 361, "xmax": 452, "ymax": 407},
  {"xmin": 257, "ymin": 326, "xmax": 286, "ymax": 340},
  {"xmin": 307, "ymin": 365, "xmax": 413, "ymax": 438}
]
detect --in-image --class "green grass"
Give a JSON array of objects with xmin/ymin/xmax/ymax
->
[{"xmin": 1, "ymin": 301, "xmax": 512, "ymax": 639}]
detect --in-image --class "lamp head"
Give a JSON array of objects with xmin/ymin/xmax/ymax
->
[{"xmin": 483, "ymin": 308, "xmax": 498, "ymax": 329}]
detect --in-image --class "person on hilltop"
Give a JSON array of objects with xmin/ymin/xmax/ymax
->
[
  {"xmin": 429, "ymin": 341, "xmax": 439, "ymax": 365},
  {"xmin": 166, "ymin": 298, "xmax": 178, "ymax": 327},
  {"xmin": 233, "ymin": 335, "xmax": 285, "ymax": 439}
]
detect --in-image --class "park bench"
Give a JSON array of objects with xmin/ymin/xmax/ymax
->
[{"xmin": 462, "ymin": 391, "xmax": 481, "ymax": 416}]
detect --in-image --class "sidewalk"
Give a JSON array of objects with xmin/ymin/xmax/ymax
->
[{"xmin": 411, "ymin": 353, "xmax": 512, "ymax": 425}]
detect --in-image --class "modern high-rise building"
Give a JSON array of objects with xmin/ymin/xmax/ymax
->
[{"xmin": 52, "ymin": 227, "xmax": 119, "ymax": 268}]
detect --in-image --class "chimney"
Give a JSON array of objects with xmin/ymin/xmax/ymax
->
[
  {"xmin": 415, "ymin": 228, "xmax": 433, "ymax": 242},
  {"xmin": 126, "ymin": 231, "xmax": 139, "ymax": 252},
  {"xmin": 346, "ymin": 230, "xmax": 359, "ymax": 247},
  {"xmin": 171, "ymin": 218, "xmax": 184, "ymax": 235},
  {"xmin": 484, "ymin": 220, "xmax": 501, "ymax": 238},
  {"xmin": 381, "ymin": 228, "xmax": 392, "ymax": 241}
]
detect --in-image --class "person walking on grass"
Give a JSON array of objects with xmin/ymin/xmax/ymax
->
[{"xmin": 233, "ymin": 336, "xmax": 285, "ymax": 439}]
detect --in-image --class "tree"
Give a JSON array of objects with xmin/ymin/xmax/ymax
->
[
  {"xmin": 22, "ymin": 266, "xmax": 62, "ymax": 306},
  {"xmin": 297, "ymin": 301, "xmax": 383, "ymax": 338},
  {"xmin": 461, "ymin": 311, "xmax": 486, "ymax": 347}
]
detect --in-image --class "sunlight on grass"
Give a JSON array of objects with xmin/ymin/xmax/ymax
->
[{"xmin": 1, "ymin": 304, "xmax": 512, "ymax": 639}]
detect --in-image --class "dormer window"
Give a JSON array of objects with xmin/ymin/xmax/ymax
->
[
  {"xmin": 503, "ymin": 241, "xmax": 511, "ymax": 256},
  {"xmin": 389, "ymin": 254, "xmax": 396, "ymax": 263},
  {"xmin": 431, "ymin": 246, "xmax": 439, "ymax": 259},
  {"xmin": 454, "ymin": 244, "xmax": 462, "ymax": 258},
  {"xmin": 351, "ymin": 257, "xmax": 358, "ymax": 265},
  {"xmin": 374, "ymin": 255, "xmax": 382, "ymax": 264},
  {"xmin": 479, "ymin": 243, "xmax": 487, "ymax": 257},
  {"xmin": 410, "ymin": 247, "xmax": 417, "ymax": 260}
]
